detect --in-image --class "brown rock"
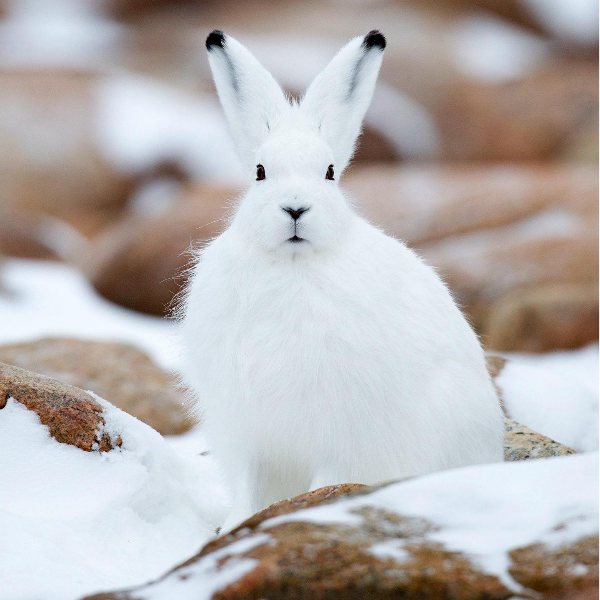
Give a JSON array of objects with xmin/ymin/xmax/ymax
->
[
  {"xmin": 486, "ymin": 354, "xmax": 507, "ymax": 379},
  {"xmin": 0, "ymin": 207, "xmax": 65, "ymax": 260},
  {"xmin": 0, "ymin": 338, "xmax": 192, "ymax": 435},
  {"xmin": 510, "ymin": 536, "xmax": 598, "ymax": 596},
  {"xmin": 486, "ymin": 353, "xmax": 507, "ymax": 414},
  {"xmin": 485, "ymin": 283, "xmax": 599, "ymax": 352},
  {"xmin": 216, "ymin": 483, "xmax": 367, "ymax": 539},
  {"xmin": 436, "ymin": 61, "xmax": 598, "ymax": 161},
  {"xmin": 0, "ymin": 362, "xmax": 121, "ymax": 452},
  {"xmin": 84, "ymin": 508, "xmax": 509, "ymax": 600},
  {"xmin": 81, "ymin": 186, "xmax": 235, "ymax": 315},
  {"xmin": 0, "ymin": 69, "xmax": 134, "ymax": 227},
  {"xmin": 503, "ymin": 418, "xmax": 575, "ymax": 461},
  {"xmin": 403, "ymin": 0, "xmax": 547, "ymax": 36},
  {"xmin": 423, "ymin": 229, "xmax": 599, "ymax": 338},
  {"xmin": 82, "ymin": 477, "xmax": 596, "ymax": 600},
  {"xmin": 344, "ymin": 163, "xmax": 598, "ymax": 247}
]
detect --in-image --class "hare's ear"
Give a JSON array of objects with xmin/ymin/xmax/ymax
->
[
  {"xmin": 205, "ymin": 30, "xmax": 289, "ymax": 171},
  {"xmin": 300, "ymin": 31, "xmax": 385, "ymax": 174}
]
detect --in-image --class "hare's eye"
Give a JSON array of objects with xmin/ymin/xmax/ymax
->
[
  {"xmin": 256, "ymin": 164, "xmax": 265, "ymax": 181},
  {"xmin": 326, "ymin": 165, "xmax": 335, "ymax": 181}
]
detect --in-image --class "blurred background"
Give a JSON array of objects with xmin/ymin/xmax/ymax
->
[{"xmin": 0, "ymin": 0, "xmax": 597, "ymax": 360}]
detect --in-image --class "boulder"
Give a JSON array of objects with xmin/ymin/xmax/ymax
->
[
  {"xmin": 0, "ymin": 362, "xmax": 121, "ymax": 452},
  {"xmin": 420, "ymin": 218, "xmax": 600, "ymax": 341},
  {"xmin": 0, "ymin": 338, "xmax": 192, "ymax": 435},
  {"xmin": 485, "ymin": 283, "xmax": 599, "ymax": 352},
  {"xmin": 0, "ymin": 69, "xmax": 134, "ymax": 229},
  {"xmin": 503, "ymin": 418, "xmax": 575, "ymax": 461},
  {"xmin": 221, "ymin": 483, "xmax": 367, "ymax": 537},
  {"xmin": 344, "ymin": 164, "xmax": 598, "ymax": 247},
  {"xmin": 436, "ymin": 61, "xmax": 598, "ymax": 161},
  {"xmin": 81, "ymin": 186, "xmax": 234, "ymax": 315},
  {"xmin": 81, "ymin": 454, "xmax": 598, "ymax": 600},
  {"xmin": 0, "ymin": 207, "xmax": 65, "ymax": 260}
]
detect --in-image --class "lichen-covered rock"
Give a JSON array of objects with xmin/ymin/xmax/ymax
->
[
  {"xmin": 509, "ymin": 536, "xmax": 598, "ymax": 596},
  {"xmin": 81, "ymin": 454, "xmax": 598, "ymax": 600},
  {"xmin": 503, "ymin": 418, "xmax": 575, "ymax": 461},
  {"xmin": 0, "ymin": 362, "xmax": 120, "ymax": 452},
  {"xmin": 0, "ymin": 338, "xmax": 191, "ymax": 435}
]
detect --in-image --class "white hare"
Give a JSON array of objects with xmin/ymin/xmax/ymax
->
[{"xmin": 178, "ymin": 30, "xmax": 504, "ymax": 532}]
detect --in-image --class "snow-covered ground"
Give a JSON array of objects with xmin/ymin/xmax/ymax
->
[
  {"xmin": 0, "ymin": 258, "xmax": 597, "ymax": 599},
  {"xmin": 497, "ymin": 345, "xmax": 599, "ymax": 452},
  {"xmin": 0, "ymin": 395, "xmax": 228, "ymax": 600},
  {"xmin": 0, "ymin": 259, "xmax": 176, "ymax": 369}
]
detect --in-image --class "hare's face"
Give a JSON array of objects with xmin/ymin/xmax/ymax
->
[
  {"xmin": 205, "ymin": 29, "xmax": 385, "ymax": 255},
  {"xmin": 235, "ymin": 124, "xmax": 353, "ymax": 255}
]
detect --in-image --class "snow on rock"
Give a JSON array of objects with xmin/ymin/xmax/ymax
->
[
  {"xmin": 0, "ymin": 391, "xmax": 228, "ymax": 600},
  {"xmin": 95, "ymin": 75, "xmax": 244, "ymax": 185},
  {"xmin": 84, "ymin": 453, "xmax": 598, "ymax": 600},
  {"xmin": 450, "ymin": 14, "xmax": 551, "ymax": 83},
  {"xmin": 0, "ymin": 0, "xmax": 124, "ymax": 68},
  {"xmin": 0, "ymin": 259, "xmax": 176, "ymax": 369},
  {"xmin": 520, "ymin": 0, "xmax": 599, "ymax": 46},
  {"xmin": 497, "ymin": 344, "xmax": 599, "ymax": 452}
]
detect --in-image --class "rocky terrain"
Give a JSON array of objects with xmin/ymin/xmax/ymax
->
[
  {"xmin": 0, "ymin": 361, "xmax": 595, "ymax": 600},
  {"xmin": 0, "ymin": 0, "xmax": 597, "ymax": 598}
]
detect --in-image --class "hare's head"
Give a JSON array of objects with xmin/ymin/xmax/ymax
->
[{"xmin": 206, "ymin": 29, "xmax": 385, "ymax": 255}]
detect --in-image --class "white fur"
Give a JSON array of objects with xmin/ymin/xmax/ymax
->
[{"xmin": 178, "ymin": 31, "xmax": 504, "ymax": 532}]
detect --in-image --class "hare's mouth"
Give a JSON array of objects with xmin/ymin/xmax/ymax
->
[{"xmin": 288, "ymin": 235, "xmax": 305, "ymax": 243}]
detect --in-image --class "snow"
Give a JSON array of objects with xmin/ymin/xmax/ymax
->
[
  {"xmin": 520, "ymin": 0, "xmax": 599, "ymax": 46},
  {"xmin": 0, "ymin": 395, "xmax": 229, "ymax": 600},
  {"xmin": 0, "ymin": 0, "xmax": 124, "ymax": 67},
  {"xmin": 0, "ymin": 259, "xmax": 177, "ymax": 369},
  {"xmin": 138, "ymin": 534, "xmax": 270, "ymax": 600},
  {"xmin": 451, "ymin": 15, "xmax": 551, "ymax": 82},
  {"xmin": 498, "ymin": 344, "xmax": 599, "ymax": 452},
  {"xmin": 262, "ymin": 452, "xmax": 599, "ymax": 589},
  {"xmin": 95, "ymin": 76, "xmax": 245, "ymax": 185},
  {"xmin": 0, "ymin": 258, "xmax": 597, "ymax": 597}
]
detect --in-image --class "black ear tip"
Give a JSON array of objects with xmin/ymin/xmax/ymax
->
[
  {"xmin": 363, "ymin": 30, "xmax": 386, "ymax": 50},
  {"xmin": 206, "ymin": 30, "xmax": 225, "ymax": 51}
]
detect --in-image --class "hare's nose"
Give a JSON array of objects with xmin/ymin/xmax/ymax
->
[{"xmin": 282, "ymin": 206, "xmax": 309, "ymax": 221}]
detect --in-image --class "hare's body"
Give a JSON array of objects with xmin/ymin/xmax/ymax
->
[{"xmin": 179, "ymin": 30, "xmax": 503, "ymax": 531}]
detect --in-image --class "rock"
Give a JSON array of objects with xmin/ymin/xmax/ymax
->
[
  {"xmin": 81, "ymin": 186, "xmax": 234, "ymax": 315},
  {"xmin": 503, "ymin": 418, "xmax": 575, "ymax": 461},
  {"xmin": 343, "ymin": 163, "xmax": 598, "ymax": 247},
  {"xmin": 220, "ymin": 483, "xmax": 367, "ymax": 538},
  {"xmin": 486, "ymin": 353, "xmax": 507, "ymax": 414},
  {"xmin": 0, "ymin": 207, "xmax": 61, "ymax": 260},
  {"xmin": 0, "ymin": 338, "xmax": 192, "ymax": 435},
  {"xmin": 436, "ymin": 61, "xmax": 598, "ymax": 161},
  {"xmin": 0, "ymin": 362, "xmax": 120, "ymax": 452},
  {"xmin": 345, "ymin": 163, "xmax": 598, "ymax": 350},
  {"xmin": 420, "ymin": 212, "xmax": 600, "ymax": 332},
  {"xmin": 0, "ymin": 69, "xmax": 134, "ymax": 228},
  {"xmin": 509, "ymin": 537, "xmax": 599, "ymax": 597},
  {"xmin": 82, "ymin": 454, "xmax": 598, "ymax": 600},
  {"xmin": 485, "ymin": 284, "xmax": 599, "ymax": 352}
]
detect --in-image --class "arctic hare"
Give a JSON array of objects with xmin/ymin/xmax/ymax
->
[{"xmin": 179, "ymin": 30, "xmax": 503, "ymax": 532}]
